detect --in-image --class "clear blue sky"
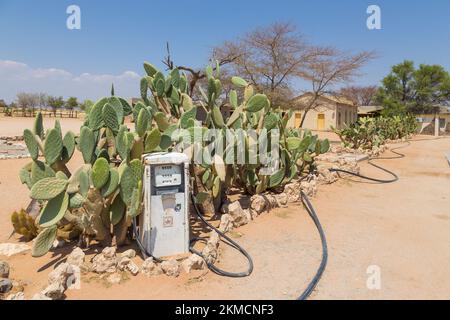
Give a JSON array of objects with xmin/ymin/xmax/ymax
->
[{"xmin": 0, "ymin": 0, "xmax": 449, "ymax": 102}]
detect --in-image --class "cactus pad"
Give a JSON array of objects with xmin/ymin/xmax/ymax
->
[
  {"xmin": 19, "ymin": 163, "xmax": 33, "ymax": 189},
  {"xmin": 110, "ymin": 195, "xmax": 125, "ymax": 226},
  {"xmin": 231, "ymin": 76, "xmax": 248, "ymax": 87},
  {"xmin": 31, "ymin": 160, "xmax": 55, "ymax": 185},
  {"xmin": 269, "ymin": 167, "xmax": 285, "ymax": 188},
  {"xmin": 119, "ymin": 164, "xmax": 138, "ymax": 205},
  {"xmin": 33, "ymin": 112, "xmax": 44, "ymax": 139},
  {"xmin": 144, "ymin": 128, "xmax": 161, "ymax": 153},
  {"xmin": 62, "ymin": 131, "xmax": 76, "ymax": 161},
  {"xmin": 91, "ymin": 158, "xmax": 110, "ymax": 189},
  {"xmin": 32, "ymin": 225, "xmax": 57, "ymax": 257},
  {"xmin": 44, "ymin": 128, "xmax": 63, "ymax": 165},
  {"xmin": 116, "ymin": 125, "xmax": 130, "ymax": 160},
  {"xmin": 30, "ymin": 177, "xmax": 68, "ymax": 200},
  {"xmin": 229, "ymin": 90, "xmax": 238, "ymax": 109},
  {"xmin": 143, "ymin": 62, "xmax": 158, "ymax": 77},
  {"xmin": 211, "ymin": 106, "xmax": 225, "ymax": 128},
  {"xmin": 136, "ymin": 108, "xmax": 150, "ymax": 137},
  {"xmin": 79, "ymin": 169, "xmax": 90, "ymax": 197},
  {"xmin": 38, "ymin": 191, "xmax": 69, "ymax": 228},
  {"xmin": 180, "ymin": 106, "xmax": 197, "ymax": 129},
  {"xmin": 286, "ymin": 137, "xmax": 302, "ymax": 151},
  {"xmin": 128, "ymin": 181, "xmax": 143, "ymax": 218},
  {"xmin": 88, "ymin": 97, "xmax": 108, "ymax": 130},
  {"xmin": 107, "ymin": 97, "xmax": 124, "ymax": 124},
  {"xmin": 102, "ymin": 103, "xmax": 120, "ymax": 133},
  {"xmin": 69, "ymin": 193, "xmax": 85, "ymax": 209},
  {"xmin": 154, "ymin": 112, "xmax": 170, "ymax": 131},
  {"xmin": 212, "ymin": 176, "xmax": 221, "ymax": 198},
  {"xmin": 23, "ymin": 129, "xmax": 40, "ymax": 160},
  {"xmin": 101, "ymin": 168, "xmax": 119, "ymax": 198},
  {"xmin": 79, "ymin": 126, "xmax": 96, "ymax": 164},
  {"xmin": 245, "ymin": 94, "xmax": 269, "ymax": 113}
]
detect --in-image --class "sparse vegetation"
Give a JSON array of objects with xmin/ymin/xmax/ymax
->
[{"xmin": 334, "ymin": 115, "xmax": 418, "ymax": 150}]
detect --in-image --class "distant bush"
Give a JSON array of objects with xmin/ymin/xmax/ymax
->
[{"xmin": 334, "ymin": 115, "xmax": 417, "ymax": 150}]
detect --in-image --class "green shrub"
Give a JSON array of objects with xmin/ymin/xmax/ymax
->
[{"xmin": 334, "ymin": 115, "xmax": 417, "ymax": 150}]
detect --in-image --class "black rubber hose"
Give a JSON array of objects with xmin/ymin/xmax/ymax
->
[
  {"xmin": 297, "ymin": 142, "xmax": 411, "ymax": 299},
  {"xmin": 132, "ymin": 217, "xmax": 162, "ymax": 263},
  {"xmin": 132, "ymin": 195, "xmax": 254, "ymax": 277},
  {"xmin": 190, "ymin": 193, "xmax": 254, "ymax": 278},
  {"xmin": 328, "ymin": 142, "xmax": 411, "ymax": 184},
  {"xmin": 297, "ymin": 191, "xmax": 328, "ymax": 300}
]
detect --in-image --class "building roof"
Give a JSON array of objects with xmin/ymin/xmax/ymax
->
[
  {"xmin": 291, "ymin": 92, "xmax": 357, "ymax": 109},
  {"xmin": 358, "ymin": 105, "xmax": 383, "ymax": 115}
]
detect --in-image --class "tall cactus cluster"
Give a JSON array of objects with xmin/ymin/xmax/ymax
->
[
  {"xmin": 18, "ymin": 60, "xmax": 330, "ymax": 257},
  {"xmin": 141, "ymin": 65, "xmax": 330, "ymax": 212}
]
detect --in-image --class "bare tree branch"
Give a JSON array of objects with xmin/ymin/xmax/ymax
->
[
  {"xmin": 214, "ymin": 22, "xmax": 318, "ymax": 107},
  {"xmin": 297, "ymin": 49, "xmax": 376, "ymax": 127}
]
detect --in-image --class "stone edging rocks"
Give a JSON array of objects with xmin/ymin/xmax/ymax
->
[{"xmin": 0, "ymin": 139, "xmax": 30, "ymax": 160}]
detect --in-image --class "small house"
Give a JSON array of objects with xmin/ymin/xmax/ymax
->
[{"xmin": 284, "ymin": 93, "xmax": 358, "ymax": 131}]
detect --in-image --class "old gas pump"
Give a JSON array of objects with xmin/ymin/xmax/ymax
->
[{"xmin": 139, "ymin": 152, "xmax": 190, "ymax": 258}]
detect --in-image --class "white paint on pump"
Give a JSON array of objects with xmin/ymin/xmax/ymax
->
[{"xmin": 140, "ymin": 152, "xmax": 190, "ymax": 258}]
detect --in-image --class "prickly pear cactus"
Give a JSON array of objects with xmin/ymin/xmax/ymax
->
[{"xmin": 18, "ymin": 60, "xmax": 331, "ymax": 257}]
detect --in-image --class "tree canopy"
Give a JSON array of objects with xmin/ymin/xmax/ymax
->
[{"xmin": 376, "ymin": 60, "xmax": 450, "ymax": 115}]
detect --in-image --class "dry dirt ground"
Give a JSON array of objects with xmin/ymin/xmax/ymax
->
[
  {"xmin": 0, "ymin": 115, "xmax": 86, "ymax": 137},
  {"xmin": 0, "ymin": 118, "xmax": 449, "ymax": 299}
]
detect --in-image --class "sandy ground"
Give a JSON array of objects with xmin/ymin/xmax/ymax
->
[
  {"xmin": 1, "ymin": 127, "xmax": 450, "ymax": 299},
  {"xmin": 0, "ymin": 115, "xmax": 86, "ymax": 137}
]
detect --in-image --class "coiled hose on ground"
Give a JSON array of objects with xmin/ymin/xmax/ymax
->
[{"xmin": 189, "ymin": 193, "xmax": 254, "ymax": 278}]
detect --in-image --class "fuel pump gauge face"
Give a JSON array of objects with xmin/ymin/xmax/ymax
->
[{"xmin": 154, "ymin": 164, "xmax": 182, "ymax": 187}]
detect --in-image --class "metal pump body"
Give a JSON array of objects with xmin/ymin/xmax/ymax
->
[{"xmin": 140, "ymin": 152, "xmax": 190, "ymax": 258}]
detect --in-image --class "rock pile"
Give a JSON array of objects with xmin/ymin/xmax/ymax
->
[
  {"xmin": 36, "ymin": 263, "xmax": 81, "ymax": 300},
  {"xmin": 316, "ymin": 165, "xmax": 339, "ymax": 184},
  {"xmin": 0, "ymin": 140, "xmax": 30, "ymax": 160},
  {"xmin": 365, "ymin": 144, "xmax": 388, "ymax": 157},
  {"xmin": 140, "ymin": 253, "xmax": 205, "ymax": 278},
  {"xmin": 141, "ymin": 257, "xmax": 163, "ymax": 276},
  {"xmin": 0, "ymin": 136, "xmax": 23, "ymax": 142}
]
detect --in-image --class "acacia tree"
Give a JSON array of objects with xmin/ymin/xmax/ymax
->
[
  {"xmin": 17, "ymin": 92, "xmax": 40, "ymax": 116},
  {"xmin": 65, "ymin": 97, "xmax": 79, "ymax": 117},
  {"xmin": 298, "ymin": 49, "xmax": 375, "ymax": 127},
  {"xmin": 376, "ymin": 60, "xmax": 450, "ymax": 115},
  {"xmin": 213, "ymin": 22, "xmax": 320, "ymax": 107},
  {"xmin": 338, "ymin": 85, "xmax": 378, "ymax": 106},
  {"xmin": 47, "ymin": 96, "xmax": 65, "ymax": 117}
]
